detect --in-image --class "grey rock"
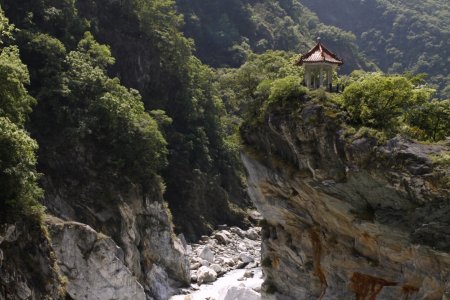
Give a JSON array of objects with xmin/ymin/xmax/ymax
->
[
  {"xmin": 198, "ymin": 246, "xmax": 215, "ymax": 263},
  {"xmin": 16, "ymin": 282, "xmax": 32, "ymax": 300},
  {"xmin": 215, "ymin": 232, "xmax": 230, "ymax": 245},
  {"xmin": 41, "ymin": 181, "xmax": 190, "ymax": 300},
  {"xmin": 218, "ymin": 285, "xmax": 261, "ymax": 300},
  {"xmin": 200, "ymin": 259, "xmax": 210, "ymax": 267},
  {"xmin": 244, "ymin": 270, "xmax": 254, "ymax": 278},
  {"xmin": 0, "ymin": 224, "xmax": 17, "ymax": 244},
  {"xmin": 197, "ymin": 266, "xmax": 217, "ymax": 284},
  {"xmin": 210, "ymin": 263, "xmax": 224, "ymax": 274},
  {"xmin": 190, "ymin": 262, "xmax": 201, "ymax": 270},
  {"xmin": 47, "ymin": 218, "xmax": 146, "ymax": 300},
  {"xmin": 241, "ymin": 104, "xmax": 450, "ymax": 300},
  {"xmin": 245, "ymin": 228, "xmax": 260, "ymax": 240},
  {"xmin": 218, "ymin": 224, "xmax": 229, "ymax": 230},
  {"xmin": 230, "ymin": 227, "xmax": 246, "ymax": 238},
  {"xmin": 239, "ymin": 252, "xmax": 254, "ymax": 263},
  {"xmin": 147, "ymin": 264, "xmax": 174, "ymax": 300},
  {"xmin": 177, "ymin": 233, "xmax": 188, "ymax": 250}
]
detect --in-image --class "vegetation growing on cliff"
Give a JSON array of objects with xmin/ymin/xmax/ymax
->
[
  {"xmin": 0, "ymin": 0, "xmax": 249, "ymax": 239},
  {"xmin": 339, "ymin": 72, "xmax": 449, "ymax": 142},
  {"xmin": 0, "ymin": 10, "xmax": 42, "ymax": 222},
  {"xmin": 301, "ymin": 0, "xmax": 450, "ymax": 98},
  {"xmin": 223, "ymin": 50, "xmax": 448, "ymax": 144}
]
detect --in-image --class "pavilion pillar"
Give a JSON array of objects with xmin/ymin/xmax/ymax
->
[
  {"xmin": 305, "ymin": 68, "xmax": 311, "ymax": 88},
  {"xmin": 319, "ymin": 67, "xmax": 323, "ymax": 87},
  {"xmin": 327, "ymin": 69, "xmax": 332, "ymax": 86}
]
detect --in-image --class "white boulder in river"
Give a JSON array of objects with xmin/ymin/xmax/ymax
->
[
  {"xmin": 197, "ymin": 266, "xmax": 217, "ymax": 284},
  {"xmin": 218, "ymin": 285, "xmax": 260, "ymax": 300}
]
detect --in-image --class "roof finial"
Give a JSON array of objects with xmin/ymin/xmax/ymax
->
[{"xmin": 317, "ymin": 37, "xmax": 321, "ymax": 42}]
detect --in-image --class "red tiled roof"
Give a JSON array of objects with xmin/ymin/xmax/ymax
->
[{"xmin": 297, "ymin": 41, "xmax": 343, "ymax": 66}]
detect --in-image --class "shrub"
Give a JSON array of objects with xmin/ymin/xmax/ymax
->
[
  {"xmin": 0, "ymin": 117, "xmax": 43, "ymax": 221},
  {"xmin": 341, "ymin": 74, "xmax": 415, "ymax": 129},
  {"xmin": 404, "ymin": 99, "xmax": 450, "ymax": 141},
  {"xmin": 259, "ymin": 76, "xmax": 308, "ymax": 118}
]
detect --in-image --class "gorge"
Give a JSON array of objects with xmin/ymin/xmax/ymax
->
[{"xmin": 0, "ymin": 0, "xmax": 449, "ymax": 299}]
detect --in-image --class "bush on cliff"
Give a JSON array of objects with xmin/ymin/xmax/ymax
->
[
  {"xmin": 0, "ymin": 117, "xmax": 43, "ymax": 221},
  {"xmin": 404, "ymin": 99, "xmax": 450, "ymax": 142},
  {"xmin": 340, "ymin": 74, "xmax": 429, "ymax": 129},
  {"xmin": 339, "ymin": 72, "xmax": 448, "ymax": 142},
  {"xmin": 258, "ymin": 76, "xmax": 308, "ymax": 119}
]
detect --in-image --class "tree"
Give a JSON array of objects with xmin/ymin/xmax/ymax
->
[
  {"xmin": 0, "ymin": 8, "xmax": 42, "ymax": 221},
  {"xmin": 340, "ymin": 74, "xmax": 427, "ymax": 130},
  {"xmin": 0, "ymin": 117, "xmax": 43, "ymax": 220},
  {"xmin": 0, "ymin": 46, "xmax": 36, "ymax": 126},
  {"xmin": 405, "ymin": 99, "xmax": 450, "ymax": 142},
  {"xmin": 59, "ymin": 32, "xmax": 168, "ymax": 189}
]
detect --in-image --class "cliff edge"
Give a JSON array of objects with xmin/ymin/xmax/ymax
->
[{"xmin": 241, "ymin": 98, "xmax": 450, "ymax": 299}]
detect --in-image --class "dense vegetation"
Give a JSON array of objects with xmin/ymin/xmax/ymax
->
[
  {"xmin": 301, "ymin": 0, "xmax": 450, "ymax": 98},
  {"xmin": 176, "ymin": 0, "xmax": 375, "ymax": 73},
  {"xmin": 218, "ymin": 51, "xmax": 449, "ymax": 144},
  {"xmin": 0, "ymin": 0, "xmax": 248, "ymax": 239},
  {"xmin": 0, "ymin": 10, "xmax": 43, "ymax": 222}
]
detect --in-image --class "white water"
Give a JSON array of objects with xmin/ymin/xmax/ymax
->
[{"xmin": 170, "ymin": 267, "xmax": 263, "ymax": 300}]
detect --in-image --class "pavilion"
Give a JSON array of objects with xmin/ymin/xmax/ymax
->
[{"xmin": 296, "ymin": 39, "xmax": 343, "ymax": 91}]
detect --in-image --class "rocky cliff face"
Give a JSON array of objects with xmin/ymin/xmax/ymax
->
[
  {"xmin": 0, "ymin": 222, "xmax": 66, "ymax": 300},
  {"xmin": 40, "ymin": 178, "xmax": 190, "ymax": 300},
  {"xmin": 241, "ymin": 102, "xmax": 450, "ymax": 299}
]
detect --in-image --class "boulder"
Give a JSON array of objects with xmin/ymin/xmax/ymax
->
[
  {"xmin": 239, "ymin": 252, "xmax": 254, "ymax": 264},
  {"xmin": 200, "ymin": 259, "xmax": 210, "ymax": 267},
  {"xmin": 230, "ymin": 227, "xmax": 245, "ymax": 238},
  {"xmin": 218, "ymin": 224, "xmax": 229, "ymax": 230},
  {"xmin": 198, "ymin": 246, "xmax": 215, "ymax": 263},
  {"xmin": 215, "ymin": 232, "xmax": 230, "ymax": 245},
  {"xmin": 190, "ymin": 262, "xmax": 201, "ymax": 270},
  {"xmin": 210, "ymin": 264, "xmax": 224, "ymax": 274},
  {"xmin": 218, "ymin": 285, "xmax": 261, "ymax": 300},
  {"xmin": 197, "ymin": 266, "xmax": 217, "ymax": 284},
  {"xmin": 245, "ymin": 228, "xmax": 259, "ymax": 240}
]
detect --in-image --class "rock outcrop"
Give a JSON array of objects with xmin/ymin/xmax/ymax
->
[
  {"xmin": 41, "ymin": 178, "xmax": 190, "ymax": 300},
  {"xmin": 241, "ymin": 102, "xmax": 450, "ymax": 299},
  {"xmin": 46, "ymin": 216, "xmax": 146, "ymax": 300},
  {"xmin": 0, "ymin": 222, "xmax": 65, "ymax": 300}
]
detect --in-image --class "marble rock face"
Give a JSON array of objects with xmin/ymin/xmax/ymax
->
[
  {"xmin": 241, "ymin": 102, "xmax": 450, "ymax": 299},
  {"xmin": 47, "ymin": 218, "xmax": 146, "ymax": 300}
]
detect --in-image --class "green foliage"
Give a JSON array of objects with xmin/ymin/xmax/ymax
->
[
  {"xmin": 430, "ymin": 151, "xmax": 450, "ymax": 166},
  {"xmin": 0, "ymin": 7, "xmax": 14, "ymax": 44},
  {"xmin": 341, "ymin": 74, "xmax": 426, "ymax": 130},
  {"xmin": 404, "ymin": 100, "xmax": 450, "ymax": 142},
  {"xmin": 339, "ymin": 72, "xmax": 448, "ymax": 142},
  {"xmin": 217, "ymin": 51, "xmax": 303, "ymax": 120},
  {"xmin": 0, "ymin": 117, "xmax": 43, "ymax": 220},
  {"xmin": 0, "ymin": 46, "xmax": 36, "ymax": 125},
  {"xmin": 0, "ymin": 8, "xmax": 42, "ymax": 221},
  {"xmin": 301, "ymin": 0, "xmax": 450, "ymax": 97},
  {"xmin": 1, "ymin": 0, "xmax": 250, "ymax": 239},
  {"xmin": 260, "ymin": 76, "xmax": 308, "ymax": 118},
  {"xmin": 59, "ymin": 33, "xmax": 168, "ymax": 189},
  {"xmin": 177, "ymin": 0, "xmax": 370, "ymax": 70},
  {"xmin": 76, "ymin": 32, "xmax": 115, "ymax": 70}
]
